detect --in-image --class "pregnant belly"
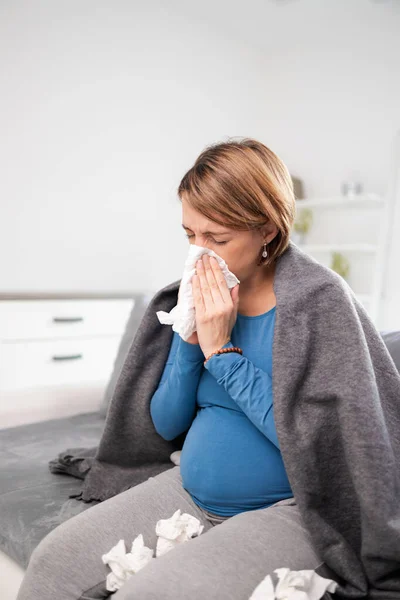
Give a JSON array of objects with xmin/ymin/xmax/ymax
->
[{"xmin": 179, "ymin": 406, "xmax": 292, "ymax": 513}]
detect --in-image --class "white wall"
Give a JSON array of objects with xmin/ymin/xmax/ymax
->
[
  {"xmin": 0, "ymin": 0, "xmax": 399, "ymax": 329},
  {"xmin": 251, "ymin": 0, "xmax": 400, "ymax": 330},
  {"xmin": 0, "ymin": 0, "xmax": 269, "ymax": 294}
]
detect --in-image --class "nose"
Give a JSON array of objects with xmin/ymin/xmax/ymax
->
[{"xmin": 193, "ymin": 236, "xmax": 210, "ymax": 249}]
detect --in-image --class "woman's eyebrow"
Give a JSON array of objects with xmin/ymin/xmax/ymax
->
[{"xmin": 181, "ymin": 224, "xmax": 230, "ymax": 236}]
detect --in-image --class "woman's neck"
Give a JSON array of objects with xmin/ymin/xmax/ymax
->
[
  {"xmin": 238, "ymin": 264, "xmax": 276, "ymax": 316},
  {"xmin": 239, "ymin": 263, "xmax": 276, "ymax": 297}
]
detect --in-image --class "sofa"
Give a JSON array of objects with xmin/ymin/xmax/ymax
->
[
  {"xmin": 1, "ymin": 290, "xmax": 399, "ymax": 599},
  {"xmin": 0, "ymin": 291, "xmax": 154, "ymax": 600}
]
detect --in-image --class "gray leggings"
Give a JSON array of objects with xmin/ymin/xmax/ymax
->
[{"xmin": 17, "ymin": 465, "xmax": 332, "ymax": 600}]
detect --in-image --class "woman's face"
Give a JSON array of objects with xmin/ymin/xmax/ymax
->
[{"xmin": 181, "ymin": 199, "xmax": 277, "ymax": 283}]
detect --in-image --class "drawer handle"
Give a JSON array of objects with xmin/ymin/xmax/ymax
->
[
  {"xmin": 53, "ymin": 317, "xmax": 84, "ymax": 323},
  {"xmin": 52, "ymin": 354, "xmax": 83, "ymax": 361}
]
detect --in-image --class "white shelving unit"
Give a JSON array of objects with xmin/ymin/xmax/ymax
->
[
  {"xmin": 294, "ymin": 193, "xmax": 383, "ymax": 210},
  {"xmin": 299, "ymin": 243, "xmax": 378, "ymax": 253},
  {"xmin": 291, "ymin": 192, "xmax": 393, "ymax": 326}
]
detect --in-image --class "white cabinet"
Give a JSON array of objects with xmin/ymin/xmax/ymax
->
[{"xmin": 0, "ymin": 297, "xmax": 134, "ymax": 428}]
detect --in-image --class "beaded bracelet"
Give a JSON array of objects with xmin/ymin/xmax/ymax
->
[{"xmin": 204, "ymin": 345, "xmax": 243, "ymax": 366}]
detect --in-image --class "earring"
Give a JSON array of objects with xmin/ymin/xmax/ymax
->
[{"xmin": 262, "ymin": 242, "xmax": 268, "ymax": 258}]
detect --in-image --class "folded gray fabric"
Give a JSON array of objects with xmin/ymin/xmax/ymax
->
[
  {"xmin": 49, "ymin": 240, "xmax": 400, "ymax": 598},
  {"xmin": 48, "ymin": 446, "xmax": 98, "ymax": 479}
]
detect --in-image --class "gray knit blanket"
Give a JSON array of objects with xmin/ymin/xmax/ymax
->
[{"xmin": 49, "ymin": 241, "xmax": 400, "ymax": 599}]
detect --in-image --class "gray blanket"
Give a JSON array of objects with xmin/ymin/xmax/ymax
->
[{"xmin": 49, "ymin": 241, "xmax": 400, "ymax": 598}]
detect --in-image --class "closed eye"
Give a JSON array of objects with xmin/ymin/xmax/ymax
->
[{"xmin": 185, "ymin": 234, "xmax": 227, "ymax": 245}]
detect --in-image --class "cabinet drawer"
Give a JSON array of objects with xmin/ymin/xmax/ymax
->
[
  {"xmin": 0, "ymin": 299, "xmax": 134, "ymax": 341},
  {"xmin": 0, "ymin": 337, "xmax": 122, "ymax": 390}
]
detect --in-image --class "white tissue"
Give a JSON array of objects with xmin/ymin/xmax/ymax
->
[
  {"xmin": 102, "ymin": 508, "xmax": 204, "ymax": 591},
  {"xmin": 101, "ymin": 536, "xmax": 154, "ymax": 592},
  {"xmin": 249, "ymin": 567, "xmax": 338, "ymax": 600},
  {"xmin": 156, "ymin": 244, "xmax": 240, "ymax": 341},
  {"xmin": 155, "ymin": 508, "xmax": 204, "ymax": 558}
]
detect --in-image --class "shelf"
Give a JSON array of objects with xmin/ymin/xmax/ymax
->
[
  {"xmin": 297, "ymin": 243, "xmax": 378, "ymax": 253},
  {"xmin": 296, "ymin": 194, "xmax": 383, "ymax": 210}
]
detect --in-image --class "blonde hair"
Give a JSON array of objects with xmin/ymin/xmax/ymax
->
[{"xmin": 177, "ymin": 137, "xmax": 296, "ymax": 268}]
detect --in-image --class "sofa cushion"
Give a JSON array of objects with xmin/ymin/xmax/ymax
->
[{"xmin": 0, "ymin": 412, "xmax": 105, "ymax": 569}]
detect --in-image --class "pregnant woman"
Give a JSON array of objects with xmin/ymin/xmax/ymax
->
[{"xmin": 17, "ymin": 138, "xmax": 400, "ymax": 600}]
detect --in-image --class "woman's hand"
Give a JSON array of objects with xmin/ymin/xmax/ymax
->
[
  {"xmin": 191, "ymin": 254, "xmax": 239, "ymax": 359},
  {"xmin": 186, "ymin": 330, "xmax": 199, "ymax": 345}
]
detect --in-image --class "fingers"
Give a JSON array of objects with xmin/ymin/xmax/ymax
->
[
  {"xmin": 194, "ymin": 258, "xmax": 210, "ymax": 312},
  {"xmin": 196, "ymin": 255, "xmax": 231, "ymax": 311},
  {"xmin": 209, "ymin": 256, "xmax": 232, "ymax": 304},
  {"xmin": 191, "ymin": 274, "xmax": 204, "ymax": 314},
  {"xmin": 196, "ymin": 256, "xmax": 215, "ymax": 307},
  {"xmin": 206, "ymin": 255, "xmax": 232, "ymax": 305}
]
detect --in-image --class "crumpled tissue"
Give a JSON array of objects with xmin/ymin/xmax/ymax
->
[
  {"xmin": 249, "ymin": 567, "xmax": 338, "ymax": 600},
  {"xmin": 101, "ymin": 535, "xmax": 154, "ymax": 592},
  {"xmin": 102, "ymin": 508, "xmax": 204, "ymax": 591},
  {"xmin": 156, "ymin": 244, "xmax": 240, "ymax": 341},
  {"xmin": 155, "ymin": 508, "xmax": 204, "ymax": 558}
]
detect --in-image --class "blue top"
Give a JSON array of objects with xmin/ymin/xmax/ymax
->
[{"xmin": 150, "ymin": 306, "xmax": 293, "ymax": 516}]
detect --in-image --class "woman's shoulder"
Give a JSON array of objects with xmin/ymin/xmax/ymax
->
[{"xmin": 277, "ymin": 242, "xmax": 354, "ymax": 305}]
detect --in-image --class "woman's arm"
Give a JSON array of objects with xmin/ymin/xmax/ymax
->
[
  {"xmin": 150, "ymin": 334, "xmax": 204, "ymax": 441},
  {"xmin": 204, "ymin": 341, "xmax": 280, "ymax": 449}
]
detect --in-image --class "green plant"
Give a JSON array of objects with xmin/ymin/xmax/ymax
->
[
  {"xmin": 331, "ymin": 252, "xmax": 350, "ymax": 280},
  {"xmin": 293, "ymin": 208, "xmax": 313, "ymax": 235}
]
